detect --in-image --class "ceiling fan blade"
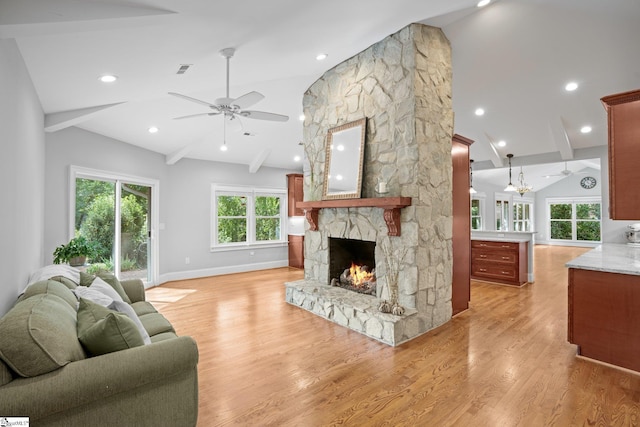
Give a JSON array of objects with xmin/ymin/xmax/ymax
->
[
  {"xmin": 232, "ymin": 91, "xmax": 265, "ymax": 109},
  {"xmin": 173, "ymin": 112, "xmax": 221, "ymax": 120},
  {"xmin": 168, "ymin": 92, "xmax": 219, "ymax": 109},
  {"xmin": 226, "ymin": 115, "xmax": 244, "ymax": 132},
  {"xmin": 240, "ymin": 110, "xmax": 289, "ymax": 122}
]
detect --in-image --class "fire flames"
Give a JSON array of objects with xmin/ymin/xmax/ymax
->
[{"xmin": 349, "ymin": 263, "xmax": 375, "ymax": 288}]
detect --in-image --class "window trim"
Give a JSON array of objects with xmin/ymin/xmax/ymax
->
[
  {"xmin": 211, "ymin": 184, "xmax": 286, "ymax": 250},
  {"xmin": 546, "ymin": 196, "xmax": 602, "ymax": 245},
  {"xmin": 513, "ymin": 197, "xmax": 534, "ymax": 232},
  {"xmin": 471, "ymin": 193, "xmax": 486, "ymax": 230}
]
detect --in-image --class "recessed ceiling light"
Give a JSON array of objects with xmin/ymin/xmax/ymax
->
[
  {"xmin": 316, "ymin": 53, "xmax": 328, "ymax": 61},
  {"xmin": 565, "ymin": 82, "xmax": 578, "ymax": 91},
  {"xmin": 337, "ymin": 145, "xmax": 345, "ymax": 151},
  {"xmin": 220, "ymin": 144, "xmax": 228, "ymax": 152},
  {"xmin": 477, "ymin": 0, "xmax": 491, "ymax": 7},
  {"xmin": 581, "ymin": 125, "xmax": 592, "ymax": 133},
  {"xmin": 148, "ymin": 126, "xmax": 159, "ymax": 134},
  {"xmin": 497, "ymin": 140, "xmax": 506, "ymax": 147},
  {"xmin": 294, "ymin": 155, "xmax": 301, "ymax": 162},
  {"xmin": 299, "ymin": 114, "xmax": 305, "ymax": 121},
  {"xmin": 99, "ymin": 75, "xmax": 118, "ymax": 83},
  {"xmin": 475, "ymin": 108, "xmax": 485, "ymax": 116}
]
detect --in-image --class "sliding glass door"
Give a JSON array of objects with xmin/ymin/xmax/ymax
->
[{"xmin": 71, "ymin": 167, "xmax": 158, "ymax": 285}]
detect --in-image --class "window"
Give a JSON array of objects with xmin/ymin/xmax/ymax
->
[
  {"xmin": 513, "ymin": 200, "xmax": 533, "ymax": 232},
  {"xmin": 471, "ymin": 198, "xmax": 483, "ymax": 230},
  {"xmin": 548, "ymin": 198, "xmax": 601, "ymax": 243},
  {"xmin": 495, "ymin": 194, "xmax": 510, "ymax": 231},
  {"xmin": 212, "ymin": 185, "xmax": 285, "ymax": 248}
]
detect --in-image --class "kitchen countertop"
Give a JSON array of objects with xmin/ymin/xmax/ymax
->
[
  {"xmin": 565, "ymin": 243, "xmax": 640, "ymax": 276},
  {"xmin": 471, "ymin": 236, "xmax": 530, "ymax": 243}
]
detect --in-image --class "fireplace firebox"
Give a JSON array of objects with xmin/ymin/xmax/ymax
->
[{"xmin": 328, "ymin": 238, "xmax": 376, "ymax": 295}]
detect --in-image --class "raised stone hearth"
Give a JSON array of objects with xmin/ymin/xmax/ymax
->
[
  {"xmin": 288, "ymin": 23, "xmax": 454, "ymax": 346},
  {"xmin": 285, "ymin": 280, "xmax": 417, "ymax": 346}
]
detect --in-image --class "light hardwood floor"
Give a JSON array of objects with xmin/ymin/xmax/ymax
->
[{"xmin": 147, "ymin": 245, "xmax": 640, "ymax": 426}]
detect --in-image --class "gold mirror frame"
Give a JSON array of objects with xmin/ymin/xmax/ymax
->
[{"xmin": 322, "ymin": 118, "xmax": 367, "ymax": 200}]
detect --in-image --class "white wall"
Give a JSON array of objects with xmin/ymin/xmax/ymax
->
[
  {"xmin": 0, "ymin": 39, "xmax": 45, "ymax": 316},
  {"xmin": 45, "ymin": 127, "xmax": 295, "ymax": 284}
]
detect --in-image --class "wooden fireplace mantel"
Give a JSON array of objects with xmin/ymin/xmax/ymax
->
[{"xmin": 296, "ymin": 197, "xmax": 412, "ymax": 236}]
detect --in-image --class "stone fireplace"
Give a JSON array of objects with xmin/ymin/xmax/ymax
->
[{"xmin": 285, "ymin": 23, "xmax": 454, "ymax": 346}]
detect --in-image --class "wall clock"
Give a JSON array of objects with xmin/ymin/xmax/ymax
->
[{"xmin": 580, "ymin": 176, "xmax": 597, "ymax": 189}]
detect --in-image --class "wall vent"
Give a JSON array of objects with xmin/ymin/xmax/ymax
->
[{"xmin": 176, "ymin": 64, "xmax": 192, "ymax": 75}]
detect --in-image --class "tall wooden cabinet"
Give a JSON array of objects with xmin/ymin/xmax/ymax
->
[
  {"xmin": 601, "ymin": 89, "xmax": 640, "ymax": 220},
  {"xmin": 287, "ymin": 173, "xmax": 304, "ymax": 217},
  {"xmin": 452, "ymin": 134, "xmax": 473, "ymax": 315}
]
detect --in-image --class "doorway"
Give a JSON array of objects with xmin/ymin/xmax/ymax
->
[{"xmin": 70, "ymin": 166, "xmax": 159, "ymax": 285}]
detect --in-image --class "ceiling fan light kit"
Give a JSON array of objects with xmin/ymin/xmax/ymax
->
[{"xmin": 168, "ymin": 47, "xmax": 290, "ymax": 149}]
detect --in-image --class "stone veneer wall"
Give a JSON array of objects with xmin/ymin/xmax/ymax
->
[{"xmin": 292, "ymin": 23, "xmax": 454, "ymax": 344}]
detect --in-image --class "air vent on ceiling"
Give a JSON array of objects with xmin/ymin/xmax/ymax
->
[{"xmin": 176, "ymin": 64, "xmax": 192, "ymax": 75}]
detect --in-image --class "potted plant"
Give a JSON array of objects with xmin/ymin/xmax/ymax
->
[{"xmin": 53, "ymin": 236, "xmax": 97, "ymax": 266}]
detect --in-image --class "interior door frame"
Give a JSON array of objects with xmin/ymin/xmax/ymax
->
[{"xmin": 69, "ymin": 165, "xmax": 160, "ymax": 287}]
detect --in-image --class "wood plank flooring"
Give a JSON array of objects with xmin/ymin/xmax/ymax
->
[{"xmin": 147, "ymin": 245, "xmax": 640, "ymax": 426}]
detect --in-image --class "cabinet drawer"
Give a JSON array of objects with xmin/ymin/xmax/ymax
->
[
  {"xmin": 472, "ymin": 251, "xmax": 516, "ymax": 264},
  {"xmin": 472, "ymin": 263, "xmax": 517, "ymax": 281},
  {"xmin": 472, "ymin": 240, "xmax": 519, "ymax": 251}
]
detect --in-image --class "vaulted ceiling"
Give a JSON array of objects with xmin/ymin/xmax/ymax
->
[{"xmin": 2, "ymin": 0, "xmax": 639, "ymax": 179}]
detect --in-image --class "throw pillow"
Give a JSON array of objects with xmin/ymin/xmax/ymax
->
[
  {"xmin": 89, "ymin": 277, "xmax": 124, "ymax": 303},
  {"xmin": 79, "ymin": 271, "xmax": 95, "ymax": 287},
  {"xmin": 108, "ymin": 300, "xmax": 151, "ymax": 345},
  {"xmin": 72, "ymin": 285, "xmax": 114, "ymax": 307},
  {"xmin": 76, "ymin": 299, "xmax": 144, "ymax": 356},
  {"xmin": 96, "ymin": 272, "xmax": 132, "ymax": 304}
]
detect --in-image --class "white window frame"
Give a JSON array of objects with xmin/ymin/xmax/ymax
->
[
  {"xmin": 546, "ymin": 197, "xmax": 602, "ymax": 245},
  {"xmin": 513, "ymin": 197, "xmax": 534, "ymax": 232},
  {"xmin": 471, "ymin": 193, "xmax": 486, "ymax": 230},
  {"xmin": 495, "ymin": 192, "xmax": 511, "ymax": 231},
  {"xmin": 211, "ymin": 184, "xmax": 287, "ymax": 251}
]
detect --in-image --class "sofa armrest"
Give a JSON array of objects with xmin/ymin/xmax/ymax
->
[
  {"xmin": 120, "ymin": 278, "xmax": 146, "ymax": 303},
  {"xmin": 0, "ymin": 336, "xmax": 198, "ymax": 421}
]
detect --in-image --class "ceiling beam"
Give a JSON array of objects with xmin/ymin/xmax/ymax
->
[
  {"xmin": 548, "ymin": 117, "xmax": 574, "ymax": 160},
  {"xmin": 165, "ymin": 142, "xmax": 199, "ymax": 165},
  {"xmin": 483, "ymin": 133, "xmax": 505, "ymax": 167},
  {"xmin": 44, "ymin": 102, "xmax": 126, "ymax": 132},
  {"xmin": 249, "ymin": 149, "xmax": 271, "ymax": 173}
]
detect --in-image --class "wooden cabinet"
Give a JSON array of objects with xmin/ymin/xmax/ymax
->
[
  {"xmin": 287, "ymin": 173, "xmax": 304, "ymax": 217},
  {"xmin": 471, "ymin": 240, "xmax": 528, "ymax": 286},
  {"xmin": 568, "ymin": 268, "xmax": 640, "ymax": 372},
  {"xmin": 452, "ymin": 134, "xmax": 473, "ymax": 315},
  {"xmin": 288, "ymin": 234, "xmax": 304, "ymax": 269},
  {"xmin": 601, "ymin": 89, "xmax": 640, "ymax": 220}
]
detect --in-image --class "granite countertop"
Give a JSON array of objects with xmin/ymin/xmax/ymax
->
[
  {"xmin": 471, "ymin": 236, "xmax": 531, "ymax": 243},
  {"xmin": 565, "ymin": 243, "xmax": 640, "ymax": 276}
]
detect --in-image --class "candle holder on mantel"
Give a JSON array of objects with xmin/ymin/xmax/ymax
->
[{"xmin": 375, "ymin": 179, "xmax": 389, "ymax": 195}]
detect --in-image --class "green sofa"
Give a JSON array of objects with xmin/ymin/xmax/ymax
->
[{"xmin": 0, "ymin": 270, "xmax": 198, "ymax": 426}]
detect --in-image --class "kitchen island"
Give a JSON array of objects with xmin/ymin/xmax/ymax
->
[
  {"xmin": 471, "ymin": 231, "xmax": 535, "ymax": 284},
  {"xmin": 566, "ymin": 244, "xmax": 640, "ymax": 372}
]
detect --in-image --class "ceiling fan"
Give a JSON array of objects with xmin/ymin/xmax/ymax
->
[
  {"xmin": 168, "ymin": 48, "xmax": 289, "ymax": 124},
  {"xmin": 544, "ymin": 162, "xmax": 589, "ymax": 178}
]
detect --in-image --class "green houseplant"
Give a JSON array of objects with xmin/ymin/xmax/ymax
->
[{"xmin": 53, "ymin": 236, "xmax": 97, "ymax": 266}]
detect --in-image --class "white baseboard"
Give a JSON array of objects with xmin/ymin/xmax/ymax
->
[{"xmin": 156, "ymin": 260, "xmax": 289, "ymax": 285}]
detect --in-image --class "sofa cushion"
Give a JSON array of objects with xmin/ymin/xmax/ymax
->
[
  {"xmin": 49, "ymin": 275, "xmax": 78, "ymax": 290},
  {"xmin": 131, "ymin": 301, "xmax": 157, "ymax": 317},
  {"xmin": 19, "ymin": 279, "xmax": 78, "ymax": 309},
  {"xmin": 139, "ymin": 313, "xmax": 175, "ymax": 336},
  {"xmin": 73, "ymin": 285, "xmax": 114, "ymax": 307},
  {"xmin": 96, "ymin": 272, "xmax": 132, "ymax": 304},
  {"xmin": 0, "ymin": 359, "xmax": 12, "ymax": 386},
  {"xmin": 0, "ymin": 294, "xmax": 85, "ymax": 377},
  {"xmin": 90, "ymin": 277, "xmax": 125, "ymax": 302},
  {"xmin": 77, "ymin": 299, "xmax": 144, "ymax": 356}
]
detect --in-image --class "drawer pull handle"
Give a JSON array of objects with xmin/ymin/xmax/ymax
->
[
  {"xmin": 479, "ymin": 268, "xmax": 487, "ymax": 272},
  {"xmin": 502, "ymin": 271, "xmax": 510, "ymax": 275},
  {"xmin": 501, "ymin": 245, "xmax": 510, "ymax": 248},
  {"xmin": 502, "ymin": 256, "xmax": 509, "ymax": 260},
  {"xmin": 480, "ymin": 255, "xmax": 487, "ymax": 258}
]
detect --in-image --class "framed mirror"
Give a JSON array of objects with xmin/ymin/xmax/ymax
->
[{"xmin": 322, "ymin": 118, "xmax": 367, "ymax": 200}]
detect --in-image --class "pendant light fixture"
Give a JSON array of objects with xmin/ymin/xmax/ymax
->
[
  {"xmin": 469, "ymin": 159, "xmax": 477, "ymax": 194},
  {"xmin": 504, "ymin": 154, "xmax": 517, "ymax": 192},
  {"xmin": 516, "ymin": 165, "xmax": 533, "ymax": 196}
]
